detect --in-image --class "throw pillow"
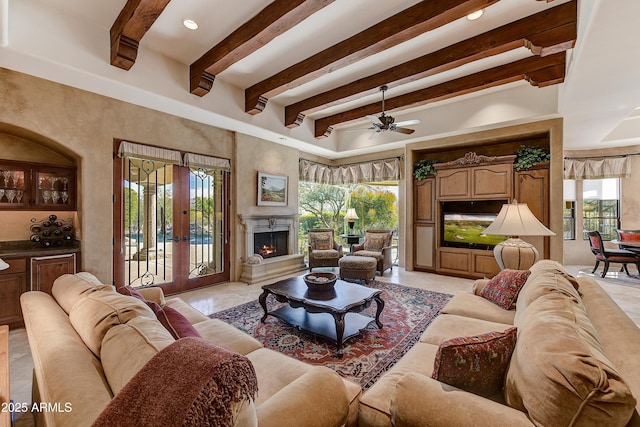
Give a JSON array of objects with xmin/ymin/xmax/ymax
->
[
  {"xmin": 480, "ymin": 269, "xmax": 531, "ymax": 310},
  {"xmin": 364, "ymin": 235, "xmax": 386, "ymax": 252},
  {"xmin": 432, "ymin": 327, "xmax": 517, "ymax": 397},
  {"xmin": 146, "ymin": 301, "xmax": 202, "ymax": 339},
  {"xmin": 311, "ymin": 232, "xmax": 333, "ymax": 250},
  {"xmin": 117, "ymin": 285, "xmax": 146, "ymax": 301}
]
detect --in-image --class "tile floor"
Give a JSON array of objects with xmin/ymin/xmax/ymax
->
[{"xmin": 8, "ymin": 265, "xmax": 640, "ymax": 426}]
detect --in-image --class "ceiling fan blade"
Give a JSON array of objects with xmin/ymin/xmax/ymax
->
[
  {"xmin": 367, "ymin": 115, "xmax": 384, "ymax": 127},
  {"xmin": 393, "ymin": 119, "xmax": 421, "ymax": 127},
  {"xmin": 344, "ymin": 127, "xmax": 376, "ymax": 132},
  {"xmin": 368, "ymin": 130, "xmax": 383, "ymax": 140},
  {"xmin": 391, "ymin": 127, "xmax": 415, "ymax": 135}
]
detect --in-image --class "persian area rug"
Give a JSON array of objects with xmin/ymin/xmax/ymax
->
[{"xmin": 210, "ymin": 280, "xmax": 452, "ymax": 390}]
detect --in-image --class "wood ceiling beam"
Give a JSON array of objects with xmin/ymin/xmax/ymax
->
[
  {"xmin": 244, "ymin": 0, "xmax": 500, "ymax": 114},
  {"xmin": 110, "ymin": 0, "xmax": 172, "ymax": 70},
  {"xmin": 286, "ymin": 1, "xmax": 576, "ymax": 128},
  {"xmin": 314, "ymin": 53, "xmax": 567, "ymax": 138},
  {"xmin": 190, "ymin": 0, "xmax": 335, "ymax": 97}
]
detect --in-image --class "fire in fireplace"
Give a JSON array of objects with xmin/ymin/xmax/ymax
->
[{"xmin": 254, "ymin": 231, "xmax": 289, "ymax": 259}]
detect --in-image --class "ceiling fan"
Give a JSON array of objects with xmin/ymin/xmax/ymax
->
[{"xmin": 348, "ymin": 85, "xmax": 421, "ymax": 139}]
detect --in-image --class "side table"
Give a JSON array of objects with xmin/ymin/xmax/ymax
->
[{"xmin": 339, "ymin": 234, "xmax": 363, "ymax": 254}]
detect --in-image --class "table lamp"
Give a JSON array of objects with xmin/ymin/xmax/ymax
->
[
  {"xmin": 345, "ymin": 208, "xmax": 359, "ymax": 235},
  {"xmin": 483, "ymin": 200, "xmax": 555, "ymax": 270},
  {"xmin": 0, "ymin": 258, "xmax": 9, "ymax": 271}
]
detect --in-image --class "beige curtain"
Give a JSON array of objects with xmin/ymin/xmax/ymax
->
[
  {"xmin": 564, "ymin": 157, "xmax": 630, "ymax": 179},
  {"xmin": 299, "ymin": 158, "xmax": 401, "ymax": 184},
  {"xmin": 117, "ymin": 141, "xmax": 182, "ymax": 165},
  {"xmin": 183, "ymin": 153, "xmax": 231, "ymax": 172}
]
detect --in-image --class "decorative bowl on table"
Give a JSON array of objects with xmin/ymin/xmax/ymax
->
[{"xmin": 303, "ymin": 272, "xmax": 337, "ymax": 292}]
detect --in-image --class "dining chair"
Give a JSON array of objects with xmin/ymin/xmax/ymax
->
[{"xmin": 587, "ymin": 230, "xmax": 640, "ymax": 278}]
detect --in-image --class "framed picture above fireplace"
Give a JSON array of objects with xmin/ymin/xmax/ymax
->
[{"xmin": 257, "ymin": 172, "xmax": 288, "ymax": 206}]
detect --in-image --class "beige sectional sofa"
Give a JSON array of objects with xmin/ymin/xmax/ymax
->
[
  {"xmin": 21, "ymin": 273, "xmax": 361, "ymax": 426},
  {"xmin": 359, "ymin": 260, "xmax": 640, "ymax": 427}
]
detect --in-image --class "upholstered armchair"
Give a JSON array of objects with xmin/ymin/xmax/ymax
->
[
  {"xmin": 351, "ymin": 229, "xmax": 393, "ymax": 275},
  {"xmin": 308, "ymin": 228, "xmax": 343, "ymax": 271}
]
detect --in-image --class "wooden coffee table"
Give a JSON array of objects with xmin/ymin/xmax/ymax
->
[{"xmin": 259, "ymin": 276, "xmax": 384, "ymax": 356}]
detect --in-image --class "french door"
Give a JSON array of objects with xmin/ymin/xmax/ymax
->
[{"xmin": 113, "ymin": 142, "xmax": 230, "ymax": 294}]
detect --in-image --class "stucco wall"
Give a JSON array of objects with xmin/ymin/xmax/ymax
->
[
  {"xmin": 0, "ymin": 67, "xmax": 236, "ymax": 282},
  {"xmin": 233, "ymin": 134, "xmax": 301, "ymax": 279}
]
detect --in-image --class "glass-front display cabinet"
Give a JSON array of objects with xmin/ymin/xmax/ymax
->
[{"xmin": 0, "ymin": 160, "xmax": 76, "ymax": 210}]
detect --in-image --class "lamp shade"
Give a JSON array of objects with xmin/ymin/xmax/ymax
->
[
  {"xmin": 0, "ymin": 257, "xmax": 9, "ymax": 271},
  {"xmin": 345, "ymin": 208, "xmax": 359, "ymax": 221},
  {"xmin": 483, "ymin": 202, "xmax": 555, "ymax": 237},
  {"xmin": 483, "ymin": 201, "xmax": 554, "ymax": 271}
]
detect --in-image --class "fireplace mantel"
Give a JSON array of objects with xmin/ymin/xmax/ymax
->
[{"xmin": 238, "ymin": 213, "xmax": 306, "ymax": 283}]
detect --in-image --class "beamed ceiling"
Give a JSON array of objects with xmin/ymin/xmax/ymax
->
[
  {"xmin": 110, "ymin": 0, "xmax": 575, "ymax": 140},
  {"xmin": 4, "ymin": 0, "xmax": 640, "ymax": 158}
]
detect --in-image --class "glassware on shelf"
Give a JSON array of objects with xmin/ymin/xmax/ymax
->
[
  {"xmin": 39, "ymin": 176, "xmax": 47, "ymax": 189},
  {"xmin": 1, "ymin": 171, "xmax": 9, "ymax": 187},
  {"xmin": 0, "ymin": 189, "xmax": 4, "ymax": 202},
  {"xmin": 49, "ymin": 177, "xmax": 59, "ymax": 190},
  {"xmin": 16, "ymin": 190, "xmax": 23, "ymax": 203},
  {"xmin": 61, "ymin": 177, "xmax": 69, "ymax": 191},
  {"xmin": 61, "ymin": 191, "xmax": 69, "ymax": 204},
  {"xmin": 42, "ymin": 190, "xmax": 51, "ymax": 204},
  {"xmin": 6, "ymin": 189, "xmax": 15, "ymax": 203},
  {"xmin": 9, "ymin": 172, "xmax": 18, "ymax": 188},
  {"xmin": 51, "ymin": 191, "xmax": 60, "ymax": 204}
]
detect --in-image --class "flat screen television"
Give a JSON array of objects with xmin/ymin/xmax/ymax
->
[{"xmin": 440, "ymin": 200, "xmax": 508, "ymax": 250}]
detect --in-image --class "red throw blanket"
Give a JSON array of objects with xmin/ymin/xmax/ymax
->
[{"xmin": 93, "ymin": 337, "xmax": 258, "ymax": 427}]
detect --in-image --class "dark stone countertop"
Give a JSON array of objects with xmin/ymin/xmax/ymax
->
[{"xmin": 0, "ymin": 240, "xmax": 81, "ymax": 258}]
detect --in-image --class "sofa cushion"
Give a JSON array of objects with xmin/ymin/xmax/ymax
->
[
  {"xmin": 480, "ymin": 269, "xmax": 531, "ymax": 310},
  {"xmin": 52, "ymin": 272, "xmax": 114, "ymax": 314},
  {"xmin": 505, "ymin": 292, "xmax": 636, "ymax": 426},
  {"xmin": 146, "ymin": 301, "xmax": 202, "ymax": 339},
  {"xmin": 432, "ymin": 327, "xmax": 517, "ymax": 397},
  {"xmin": 420, "ymin": 313, "xmax": 512, "ymax": 346},
  {"xmin": 101, "ymin": 316, "xmax": 176, "ymax": 394},
  {"xmin": 441, "ymin": 292, "xmax": 516, "ymax": 325},
  {"xmin": 514, "ymin": 260, "xmax": 582, "ymax": 325},
  {"xmin": 193, "ymin": 319, "xmax": 263, "ymax": 356},
  {"xmin": 68, "ymin": 290, "xmax": 156, "ymax": 357}
]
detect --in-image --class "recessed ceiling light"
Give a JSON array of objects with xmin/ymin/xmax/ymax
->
[
  {"xmin": 182, "ymin": 19, "xmax": 199, "ymax": 30},
  {"xmin": 467, "ymin": 9, "xmax": 484, "ymax": 21}
]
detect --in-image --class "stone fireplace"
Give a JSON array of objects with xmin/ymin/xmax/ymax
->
[{"xmin": 238, "ymin": 214, "xmax": 306, "ymax": 283}]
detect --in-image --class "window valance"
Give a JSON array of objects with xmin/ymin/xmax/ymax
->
[
  {"xmin": 564, "ymin": 157, "xmax": 630, "ymax": 180},
  {"xmin": 299, "ymin": 158, "xmax": 401, "ymax": 184},
  {"xmin": 117, "ymin": 141, "xmax": 182, "ymax": 165},
  {"xmin": 183, "ymin": 153, "xmax": 231, "ymax": 172}
]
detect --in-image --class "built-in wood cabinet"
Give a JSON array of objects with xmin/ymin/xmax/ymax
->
[
  {"xmin": 412, "ymin": 152, "xmax": 548, "ymax": 279},
  {"xmin": 515, "ymin": 163, "xmax": 550, "ymax": 258},
  {"xmin": 414, "ymin": 178, "xmax": 435, "ymax": 222},
  {"xmin": 0, "ymin": 160, "xmax": 76, "ymax": 210},
  {"xmin": 437, "ymin": 247, "xmax": 500, "ymax": 278},
  {"xmin": 31, "ymin": 253, "xmax": 77, "ymax": 295},
  {"xmin": 0, "ymin": 252, "xmax": 77, "ymax": 328},
  {"xmin": 414, "ymin": 178, "xmax": 436, "ymax": 271},
  {"xmin": 0, "ymin": 258, "xmax": 28, "ymax": 328},
  {"xmin": 435, "ymin": 155, "xmax": 515, "ymax": 200}
]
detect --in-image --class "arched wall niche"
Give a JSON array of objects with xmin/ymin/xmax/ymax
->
[{"xmin": 0, "ymin": 123, "xmax": 78, "ymax": 166}]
